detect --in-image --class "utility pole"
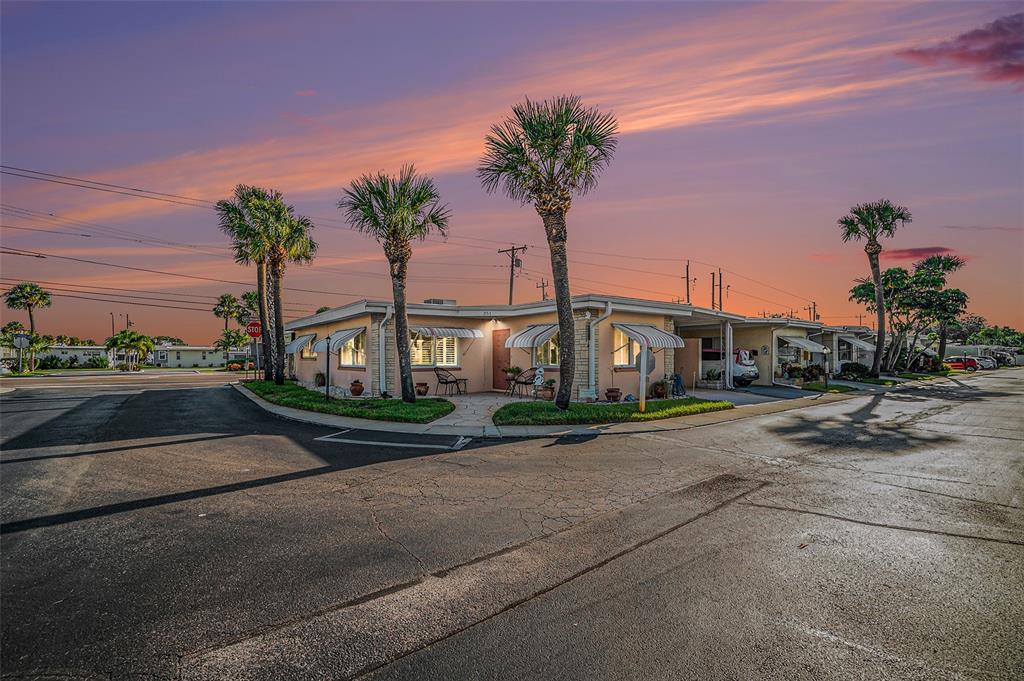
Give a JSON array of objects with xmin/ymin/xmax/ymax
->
[
  {"xmin": 498, "ymin": 245, "xmax": 527, "ymax": 305},
  {"xmin": 684, "ymin": 260, "xmax": 690, "ymax": 304},
  {"xmin": 536, "ymin": 278, "xmax": 549, "ymax": 301},
  {"xmin": 710, "ymin": 272, "xmax": 716, "ymax": 309},
  {"xmin": 857, "ymin": 313, "xmax": 865, "ymax": 326},
  {"xmin": 718, "ymin": 268, "xmax": 723, "ymax": 311},
  {"xmin": 812, "ymin": 301, "xmax": 817, "ymax": 321},
  {"xmin": 110, "ymin": 312, "xmax": 115, "ymax": 336}
]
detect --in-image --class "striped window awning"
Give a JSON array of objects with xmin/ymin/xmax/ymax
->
[
  {"xmin": 840, "ymin": 335, "xmax": 875, "ymax": 352},
  {"xmin": 612, "ymin": 323, "xmax": 685, "ymax": 348},
  {"xmin": 312, "ymin": 327, "xmax": 363, "ymax": 353},
  {"xmin": 285, "ymin": 333, "xmax": 315, "ymax": 354},
  {"xmin": 779, "ymin": 335, "xmax": 828, "ymax": 353},
  {"xmin": 919, "ymin": 347, "xmax": 938, "ymax": 357},
  {"xmin": 506, "ymin": 323, "xmax": 559, "ymax": 349},
  {"xmin": 410, "ymin": 326, "xmax": 483, "ymax": 338}
]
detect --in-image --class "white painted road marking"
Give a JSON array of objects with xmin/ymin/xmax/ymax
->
[{"xmin": 314, "ymin": 431, "xmax": 472, "ymax": 451}]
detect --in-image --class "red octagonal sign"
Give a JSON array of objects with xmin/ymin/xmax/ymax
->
[{"xmin": 246, "ymin": 321, "xmax": 262, "ymax": 338}]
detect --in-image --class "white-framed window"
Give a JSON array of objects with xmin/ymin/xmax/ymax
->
[
  {"xmin": 535, "ymin": 333, "xmax": 559, "ymax": 367},
  {"xmin": 175, "ymin": 351, "xmax": 181, "ymax": 360},
  {"xmin": 338, "ymin": 331, "xmax": 366, "ymax": 367},
  {"xmin": 300, "ymin": 340, "xmax": 317, "ymax": 359},
  {"xmin": 410, "ymin": 334, "xmax": 458, "ymax": 367},
  {"xmin": 157, "ymin": 351, "xmax": 167, "ymax": 361},
  {"xmin": 201, "ymin": 351, "xmax": 207, "ymax": 360},
  {"xmin": 613, "ymin": 329, "xmax": 639, "ymax": 367}
]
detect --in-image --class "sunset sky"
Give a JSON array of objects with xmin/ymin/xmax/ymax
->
[{"xmin": 2, "ymin": 1, "xmax": 1021, "ymax": 344}]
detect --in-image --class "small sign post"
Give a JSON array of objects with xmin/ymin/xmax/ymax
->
[
  {"xmin": 246, "ymin": 322, "xmax": 262, "ymax": 380},
  {"xmin": 12, "ymin": 333, "xmax": 30, "ymax": 373}
]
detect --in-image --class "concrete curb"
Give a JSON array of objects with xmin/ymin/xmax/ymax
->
[{"xmin": 232, "ymin": 383, "xmax": 858, "ymax": 440}]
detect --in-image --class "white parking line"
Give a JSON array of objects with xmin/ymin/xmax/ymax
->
[{"xmin": 314, "ymin": 431, "xmax": 472, "ymax": 451}]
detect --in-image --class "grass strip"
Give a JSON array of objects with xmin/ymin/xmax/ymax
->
[
  {"xmin": 242, "ymin": 380, "xmax": 454, "ymax": 424},
  {"xmin": 492, "ymin": 397, "xmax": 733, "ymax": 426}
]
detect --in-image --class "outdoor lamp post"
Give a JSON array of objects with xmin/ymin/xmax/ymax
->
[{"xmin": 822, "ymin": 347, "xmax": 831, "ymax": 391}]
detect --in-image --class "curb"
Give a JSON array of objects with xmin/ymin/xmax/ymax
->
[{"xmin": 232, "ymin": 383, "xmax": 858, "ymax": 440}]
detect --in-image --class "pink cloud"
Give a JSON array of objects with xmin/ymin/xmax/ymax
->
[
  {"xmin": 897, "ymin": 13, "xmax": 1024, "ymax": 84},
  {"xmin": 882, "ymin": 246, "xmax": 968, "ymax": 262}
]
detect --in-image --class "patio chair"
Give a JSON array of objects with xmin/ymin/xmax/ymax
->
[
  {"xmin": 434, "ymin": 367, "xmax": 467, "ymax": 396},
  {"xmin": 509, "ymin": 367, "xmax": 538, "ymax": 398}
]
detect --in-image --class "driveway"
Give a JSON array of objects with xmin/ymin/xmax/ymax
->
[{"xmin": 2, "ymin": 370, "xmax": 1021, "ymax": 679}]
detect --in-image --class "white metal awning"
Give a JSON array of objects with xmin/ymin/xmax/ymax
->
[
  {"xmin": 285, "ymin": 333, "xmax": 315, "ymax": 354},
  {"xmin": 779, "ymin": 335, "xmax": 828, "ymax": 353},
  {"xmin": 506, "ymin": 324, "xmax": 559, "ymax": 348},
  {"xmin": 410, "ymin": 326, "xmax": 483, "ymax": 338},
  {"xmin": 919, "ymin": 347, "xmax": 938, "ymax": 357},
  {"xmin": 840, "ymin": 335, "xmax": 875, "ymax": 352},
  {"xmin": 312, "ymin": 327, "xmax": 363, "ymax": 353},
  {"xmin": 612, "ymin": 323, "xmax": 685, "ymax": 348}
]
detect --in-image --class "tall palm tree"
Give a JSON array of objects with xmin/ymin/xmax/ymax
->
[
  {"xmin": 212, "ymin": 293, "xmax": 244, "ymax": 331},
  {"xmin": 5, "ymin": 282, "xmax": 53, "ymax": 370},
  {"xmin": 339, "ymin": 165, "xmax": 451, "ymax": 402},
  {"xmin": 259, "ymin": 195, "xmax": 318, "ymax": 385},
  {"xmin": 838, "ymin": 199, "xmax": 912, "ymax": 377},
  {"xmin": 479, "ymin": 95, "xmax": 619, "ymax": 409},
  {"xmin": 105, "ymin": 330, "xmax": 154, "ymax": 372},
  {"xmin": 216, "ymin": 186, "xmax": 274, "ymax": 382}
]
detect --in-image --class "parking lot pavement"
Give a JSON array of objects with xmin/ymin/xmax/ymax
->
[{"xmin": 2, "ymin": 370, "xmax": 1022, "ymax": 679}]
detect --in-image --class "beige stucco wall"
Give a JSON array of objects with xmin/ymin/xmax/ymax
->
[
  {"xmin": 291, "ymin": 313, "xmax": 375, "ymax": 394},
  {"xmin": 731, "ymin": 325, "xmax": 812, "ymax": 385}
]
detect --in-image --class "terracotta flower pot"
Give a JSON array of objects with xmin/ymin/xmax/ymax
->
[
  {"xmin": 350, "ymin": 382, "xmax": 364, "ymax": 396},
  {"xmin": 415, "ymin": 382, "xmax": 429, "ymax": 396},
  {"xmin": 605, "ymin": 387, "xmax": 622, "ymax": 402}
]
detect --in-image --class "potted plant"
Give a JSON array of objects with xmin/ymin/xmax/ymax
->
[
  {"xmin": 697, "ymin": 367, "xmax": 724, "ymax": 390},
  {"xmin": 649, "ymin": 378, "xmax": 668, "ymax": 399},
  {"xmin": 538, "ymin": 378, "xmax": 556, "ymax": 400},
  {"xmin": 503, "ymin": 365, "xmax": 522, "ymax": 379},
  {"xmin": 605, "ymin": 386, "xmax": 622, "ymax": 402},
  {"xmin": 350, "ymin": 379, "xmax": 364, "ymax": 396},
  {"xmin": 415, "ymin": 382, "xmax": 429, "ymax": 396},
  {"xmin": 315, "ymin": 371, "xmax": 326, "ymax": 387}
]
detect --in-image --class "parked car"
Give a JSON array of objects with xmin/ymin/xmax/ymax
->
[
  {"xmin": 944, "ymin": 356, "xmax": 978, "ymax": 372},
  {"xmin": 973, "ymin": 355, "xmax": 998, "ymax": 370},
  {"xmin": 991, "ymin": 351, "xmax": 1016, "ymax": 366}
]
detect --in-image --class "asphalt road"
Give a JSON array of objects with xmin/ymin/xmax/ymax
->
[{"xmin": 1, "ymin": 371, "xmax": 1021, "ymax": 680}]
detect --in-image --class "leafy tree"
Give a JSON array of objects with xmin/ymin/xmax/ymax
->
[
  {"xmin": 340, "ymin": 165, "xmax": 450, "ymax": 402},
  {"xmin": 213, "ymin": 293, "xmax": 244, "ymax": 331},
  {"xmin": 946, "ymin": 314, "xmax": 986, "ymax": 344},
  {"xmin": 479, "ymin": 95, "xmax": 619, "ymax": 408},
  {"xmin": 214, "ymin": 328, "xmax": 249, "ymax": 364},
  {"xmin": 838, "ymin": 200, "xmax": 912, "ymax": 377},
  {"xmin": 151, "ymin": 335, "xmax": 185, "ymax": 346},
  {"xmin": 105, "ymin": 330, "xmax": 154, "ymax": 372}
]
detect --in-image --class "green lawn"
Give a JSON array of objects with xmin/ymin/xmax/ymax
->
[
  {"xmin": 802, "ymin": 382, "xmax": 856, "ymax": 393},
  {"xmin": 851, "ymin": 377, "xmax": 899, "ymax": 386},
  {"xmin": 242, "ymin": 380, "xmax": 455, "ymax": 423},
  {"xmin": 492, "ymin": 397, "xmax": 733, "ymax": 426},
  {"xmin": 896, "ymin": 372, "xmax": 939, "ymax": 380}
]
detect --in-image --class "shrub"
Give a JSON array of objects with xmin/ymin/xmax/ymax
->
[
  {"xmin": 705, "ymin": 368, "xmax": 722, "ymax": 381},
  {"xmin": 802, "ymin": 365, "xmax": 824, "ymax": 382},
  {"xmin": 66, "ymin": 355, "xmax": 79, "ymax": 368},
  {"xmin": 116, "ymin": 362, "xmax": 129, "ymax": 372},
  {"xmin": 83, "ymin": 356, "xmax": 109, "ymax": 369},
  {"xmin": 227, "ymin": 362, "xmax": 242, "ymax": 371},
  {"xmin": 839, "ymin": 362, "xmax": 871, "ymax": 379},
  {"xmin": 37, "ymin": 356, "xmax": 66, "ymax": 370}
]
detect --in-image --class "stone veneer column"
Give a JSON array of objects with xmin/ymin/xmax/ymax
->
[
  {"xmin": 571, "ymin": 309, "xmax": 593, "ymax": 401},
  {"xmin": 661, "ymin": 315, "xmax": 675, "ymax": 379}
]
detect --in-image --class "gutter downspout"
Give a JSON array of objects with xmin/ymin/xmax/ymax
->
[
  {"xmin": 378, "ymin": 305, "xmax": 393, "ymax": 397},
  {"xmin": 588, "ymin": 302, "xmax": 613, "ymax": 395}
]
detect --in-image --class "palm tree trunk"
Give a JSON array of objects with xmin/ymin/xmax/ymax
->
[
  {"xmin": 27, "ymin": 306, "xmax": 35, "ymax": 336},
  {"xmin": 867, "ymin": 248, "xmax": 885, "ymax": 377},
  {"xmin": 390, "ymin": 258, "xmax": 415, "ymax": 403},
  {"xmin": 270, "ymin": 259, "xmax": 286, "ymax": 385},
  {"xmin": 257, "ymin": 260, "xmax": 273, "ymax": 382},
  {"xmin": 938, "ymin": 323, "xmax": 948, "ymax": 363},
  {"xmin": 542, "ymin": 212, "xmax": 575, "ymax": 410}
]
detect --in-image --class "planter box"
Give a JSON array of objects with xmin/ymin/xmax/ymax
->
[{"xmin": 696, "ymin": 379, "xmax": 724, "ymax": 390}]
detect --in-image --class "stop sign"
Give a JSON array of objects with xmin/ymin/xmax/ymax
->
[{"xmin": 246, "ymin": 321, "xmax": 262, "ymax": 338}]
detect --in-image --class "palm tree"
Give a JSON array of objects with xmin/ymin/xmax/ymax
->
[
  {"xmin": 339, "ymin": 165, "xmax": 451, "ymax": 402},
  {"xmin": 479, "ymin": 95, "xmax": 619, "ymax": 409},
  {"xmin": 214, "ymin": 328, "xmax": 249, "ymax": 367},
  {"xmin": 212, "ymin": 293, "xmax": 244, "ymax": 331},
  {"xmin": 105, "ymin": 330, "xmax": 154, "ymax": 372},
  {"xmin": 239, "ymin": 290, "xmax": 260, "ymax": 324},
  {"xmin": 4, "ymin": 282, "xmax": 53, "ymax": 370},
  {"xmin": 838, "ymin": 200, "xmax": 912, "ymax": 377},
  {"xmin": 216, "ymin": 186, "xmax": 275, "ymax": 382}
]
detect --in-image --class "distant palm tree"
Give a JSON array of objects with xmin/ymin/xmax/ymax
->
[
  {"xmin": 838, "ymin": 199, "xmax": 912, "ymax": 377},
  {"xmin": 239, "ymin": 290, "xmax": 260, "ymax": 324},
  {"xmin": 339, "ymin": 165, "xmax": 451, "ymax": 402},
  {"xmin": 105, "ymin": 330, "xmax": 154, "ymax": 372},
  {"xmin": 216, "ymin": 186, "xmax": 274, "ymax": 382},
  {"xmin": 215, "ymin": 328, "xmax": 249, "ymax": 367},
  {"xmin": 479, "ymin": 95, "xmax": 619, "ymax": 409},
  {"xmin": 4, "ymin": 282, "xmax": 53, "ymax": 370},
  {"xmin": 213, "ymin": 293, "xmax": 244, "ymax": 331}
]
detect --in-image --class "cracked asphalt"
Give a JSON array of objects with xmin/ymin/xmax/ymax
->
[{"xmin": 1, "ymin": 370, "xmax": 1021, "ymax": 679}]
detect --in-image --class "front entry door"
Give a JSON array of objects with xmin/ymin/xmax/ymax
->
[{"xmin": 492, "ymin": 328, "xmax": 511, "ymax": 390}]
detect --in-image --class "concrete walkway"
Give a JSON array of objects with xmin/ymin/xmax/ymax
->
[{"xmin": 231, "ymin": 383, "xmax": 858, "ymax": 439}]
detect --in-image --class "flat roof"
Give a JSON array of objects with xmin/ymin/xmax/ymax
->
[{"xmin": 285, "ymin": 293, "xmax": 746, "ymax": 331}]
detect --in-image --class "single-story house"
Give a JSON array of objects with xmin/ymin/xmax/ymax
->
[
  {"xmin": 38, "ymin": 345, "xmax": 110, "ymax": 365},
  {"xmin": 283, "ymin": 294, "xmax": 744, "ymax": 399},
  {"xmin": 151, "ymin": 345, "xmax": 224, "ymax": 368},
  {"xmin": 812, "ymin": 326, "xmax": 876, "ymax": 374}
]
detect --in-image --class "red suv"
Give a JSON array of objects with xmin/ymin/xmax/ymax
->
[{"xmin": 944, "ymin": 356, "xmax": 978, "ymax": 372}]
